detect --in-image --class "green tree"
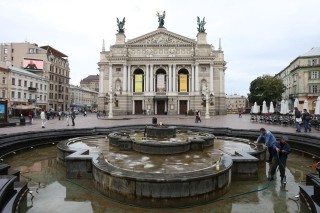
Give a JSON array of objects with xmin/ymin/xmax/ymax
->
[{"xmin": 248, "ymin": 75, "xmax": 285, "ymax": 105}]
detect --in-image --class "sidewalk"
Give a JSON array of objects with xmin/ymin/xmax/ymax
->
[{"xmin": 1, "ymin": 113, "xmax": 319, "ymax": 136}]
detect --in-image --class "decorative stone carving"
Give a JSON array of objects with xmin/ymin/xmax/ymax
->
[{"xmin": 131, "ymin": 33, "xmax": 191, "ymax": 45}]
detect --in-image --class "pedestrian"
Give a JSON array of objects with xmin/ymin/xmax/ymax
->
[
  {"xmin": 40, "ymin": 109, "xmax": 47, "ymax": 128},
  {"xmin": 238, "ymin": 108, "xmax": 242, "ymax": 118},
  {"xmin": 84, "ymin": 110, "xmax": 87, "ymax": 117},
  {"xmin": 255, "ymin": 128, "xmax": 277, "ymax": 163},
  {"xmin": 28, "ymin": 111, "xmax": 33, "ymax": 124},
  {"xmin": 58, "ymin": 111, "xmax": 62, "ymax": 120},
  {"xmin": 71, "ymin": 108, "xmax": 76, "ymax": 126},
  {"xmin": 294, "ymin": 107, "xmax": 301, "ymax": 132},
  {"xmin": 302, "ymin": 109, "xmax": 311, "ymax": 132},
  {"xmin": 195, "ymin": 110, "xmax": 200, "ymax": 123},
  {"xmin": 268, "ymin": 136, "xmax": 291, "ymax": 183},
  {"xmin": 97, "ymin": 110, "xmax": 100, "ymax": 119},
  {"xmin": 66, "ymin": 108, "xmax": 71, "ymax": 126}
]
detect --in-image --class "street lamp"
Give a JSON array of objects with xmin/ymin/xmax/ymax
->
[
  {"xmin": 201, "ymin": 88, "xmax": 214, "ymax": 119},
  {"xmin": 105, "ymin": 86, "xmax": 117, "ymax": 118}
]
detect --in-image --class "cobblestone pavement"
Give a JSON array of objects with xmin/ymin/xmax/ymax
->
[{"xmin": 1, "ymin": 113, "xmax": 319, "ymax": 137}]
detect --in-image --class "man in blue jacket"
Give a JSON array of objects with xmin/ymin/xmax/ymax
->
[
  {"xmin": 268, "ymin": 136, "xmax": 291, "ymax": 183},
  {"xmin": 255, "ymin": 128, "xmax": 277, "ymax": 162}
]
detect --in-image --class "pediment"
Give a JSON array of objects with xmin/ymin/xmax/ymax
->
[{"xmin": 127, "ymin": 29, "xmax": 196, "ymax": 46}]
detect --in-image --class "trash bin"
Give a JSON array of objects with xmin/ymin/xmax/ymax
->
[
  {"xmin": 20, "ymin": 116, "xmax": 25, "ymax": 126},
  {"xmin": 152, "ymin": 117, "xmax": 157, "ymax": 124}
]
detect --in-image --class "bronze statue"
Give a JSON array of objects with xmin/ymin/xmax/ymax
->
[
  {"xmin": 197, "ymin": 16, "xmax": 206, "ymax": 33},
  {"xmin": 156, "ymin": 11, "xmax": 166, "ymax": 28},
  {"xmin": 117, "ymin": 17, "xmax": 125, "ymax": 33}
]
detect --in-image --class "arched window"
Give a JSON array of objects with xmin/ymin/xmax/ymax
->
[
  {"xmin": 133, "ymin": 69, "xmax": 144, "ymax": 92},
  {"xmin": 156, "ymin": 69, "xmax": 166, "ymax": 92},
  {"xmin": 178, "ymin": 69, "xmax": 189, "ymax": 92}
]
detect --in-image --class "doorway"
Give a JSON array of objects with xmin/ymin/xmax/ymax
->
[
  {"xmin": 157, "ymin": 101, "xmax": 165, "ymax": 115},
  {"xmin": 135, "ymin": 100, "xmax": 142, "ymax": 114},
  {"xmin": 179, "ymin": 100, "xmax": 188, "ymax": 114}
]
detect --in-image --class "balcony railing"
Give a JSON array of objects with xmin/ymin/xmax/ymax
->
[{"xmin": 28, "ymin": 87, "xmax": 37, "ymax": 92}]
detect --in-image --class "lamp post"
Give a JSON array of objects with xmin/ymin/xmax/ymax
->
[
  {"xmin": 201, "ymin": 88, "xmax": 214, "ymax": 119},
  {"xmin": 106, "ymin": 86, "xmax": 117, "ymax": 118}
]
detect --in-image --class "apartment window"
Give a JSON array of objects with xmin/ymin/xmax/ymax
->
[
  {"xmin": 44, "ymin": 95, "xmax": 47, "ymax": 101},
  {"xmin": 40, "ymin": 95, "xmax": 42, "ymax": 101},
  {"xmin": 12, "ymin": 78, "xmax": 15, "ymax": 85},
  {"xmin": 312, "ymin": 59, "xmax": 318, "ymax": 66},
  {"xmin": 23, "ymin": 93, "xmax": 27, "ymax": 99},
  {"xmin": 18, "ymin": 92, "xmax": 21, "ymax": 99},
  {"xmin": 11, "ymin": 91, "xmax": 15, "ymax": 98},
  {"xmin": 29, "ymin": 94, "xmax": 32, "ymax": 99},
  {"xmin": 30, "ymin": 82, "xmax": 33, "ymax": 87},
  {"xmin": 4, "ymin": 48, "xmax": 8, "ymax": 54},
  {"xmin": 40, "ymin": 84, "xmax": 43, "ymax": 90},
  {"xmin": 2, "ymin": 77, "xmax": 5, "ymax": 84},
  {"xmin": 29, "ymin": 48, "xmax": 35, "ymax": 53},
  {"xmin": 1, "ymin": 90, "xmax": 5, "ymax": 98},
  {"xmin": 310, "ymin": 85, "xmax": 318, "ymax": 93},
  {"xmin": 55, "ymin": 94, "xmax": 57, "ymax": 99},
  {"xmin": 45, "ymin": 85, "xmax": 47, "ymax": 91},
  {"xmin": 55, "ymin": 85, "xmax": 57, "ymax": 91},
  {"xmin": 36, "ymin": 83, "xmax": 38, "ymax": 88},
  {"xmin": 311, "ymin": 71, "xmax": 319, "ymax": 79},
  {"xmin": 4, "ymin": 56, "xmax": 7, "ymax": 61},
  {"xmin": 18, "ymin": 79, "xmax": 22, "ymax": 86},
  {"xmin": 24, "ymin": 80, "xmax": 27, "ymax": 87}
]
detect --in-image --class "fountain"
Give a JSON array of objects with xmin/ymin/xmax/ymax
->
[{"xmin": 57, "ymin": 125, "xmax": 265, "ymax": 207}]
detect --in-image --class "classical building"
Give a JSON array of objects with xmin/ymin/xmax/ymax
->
[
  {"xmin": 98, "ymin": 21, "xmax": 226, "ymax": 115},
  {"xmin": 275, "ymin": 47, "xmax": 320, "ymax": 112},
  {"xmin": 80, "ymin": 75, "xmax": 99, "ymax": 92},
  {"xmin": 0, "ymin": 42, "xmax": 70, "ymax": 111},
  {"xmin": 0, "ymin": 63, "xmax": 10, "ymax": 103},
  {"xmin": 8, "ymin": 66, "xmax": 49, "ymax": 110},
  {"xmin": 226, "ymin": 94, "xmax": 247, "ymax": 112},
  {"xmin": 69, "ymin": 85, "xmax": 99, "ymax": 110}
]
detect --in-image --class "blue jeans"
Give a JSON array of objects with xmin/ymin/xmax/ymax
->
[
  {"xmin": 295, "ymin": 121, "xmax": 301, "ymax": 132},
  {"xmin": 304, "ymin": 120, "xmax": 311, "ymax": 131}
]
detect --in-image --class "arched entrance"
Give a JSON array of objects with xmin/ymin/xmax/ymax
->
[
  {"xmin": 133, "ymin": 69, "xmax": 144, "ymax": 114},
  {"xmin": 155, "ymin": 69, "xmax": 167, "ymax": 115},
  {"xmin": 178, "ymin": 69, "xmax": 189, "ymax": 92}
]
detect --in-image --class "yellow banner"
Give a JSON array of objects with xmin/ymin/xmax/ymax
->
[
  {"xmin": 135, "ymin": 74, "xmax": 143, "ymax": 92},
  {"xmin": 179, "ymin": 74, "xmax": 188, "ymax": 92}
]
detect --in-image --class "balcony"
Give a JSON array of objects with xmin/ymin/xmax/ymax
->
[
  {"xmin": 58, "ymin": 89, "xmax": 64, "ymax": 93},
  {"xmin": 28, "ymin": 87, "xmax": 37, "ymax": 92},
  {"xmin": 58, "ymin": 99, "xmax": 64, "ymax": 103},
  {"xmin": 28, "ymin": 99, "xmax": 36, "ymax": 103}
]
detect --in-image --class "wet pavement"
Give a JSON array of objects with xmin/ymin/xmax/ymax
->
[{"xmin": 1, "ymin": 113, "xmax": 319, "ymax": 137}]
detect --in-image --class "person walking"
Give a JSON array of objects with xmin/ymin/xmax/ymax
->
[
  {"xmin": 294, "ymin": 107, "xmax": 301, "ymax": 132},
  {"xmin": 238, "ymin": 108, "xmax": 242, "ymax": 118},
  {"xmin": 302, "ymin": 109, "xmax": 311, "ymax": 132},
  {"xmin": 255, "ymin": 128, "xmax": 277, "ymax": 163},
  {"xmin": 66, "ymin": 108, "xmax": 71, "ymax": 126},
  {"xmin": 268, "ymin": 136, "xmax": 291, "ymax": 183},
  {"xmin": 71, "ymin": 108, "xmax": 76, "ymax": 126},
  {"xmin": 40, "ymin": 109, "xmax": 47, "ymax": 128}
]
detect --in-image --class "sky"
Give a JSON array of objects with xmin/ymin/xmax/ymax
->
[{"xmin": 1, "ymin": 0, "xmax": 320, "ymax": 96}]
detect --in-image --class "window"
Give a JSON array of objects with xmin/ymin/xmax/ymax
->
[
  {"xmin": 312, "ymin": 59, "xmax": 317, "ymax": 66},
  {"xmin": 45, "ymin": 85, "xmax": 47, "ymax": 91},
  {"xmin": 18, "ymin": 92, "xmax": 21, "ymax": 99},
  {"xmin": 311, "ymin": 71, "xmax": 319, "ymax": 79},
  {"xmin": 24, "ymin": 80, "xmax": 27, "ymax": 87},
  {"xmin": 23, "ymin": 93, "xmax": 27, "ymax": 99},
  {"xmin": 18, "ymin": 79, "xmax": 22, "ymax": 86},
  {"xmin": 44, "ymin": 95, "xmax": 47, "ymax": 101},
  {"xmin": 40, "ymin": 84, "xmax": 43, "ymax": 90},
  {"xmin": 2, "ymin": 77, "xmax": 5, "ymax": 84},
  {"xmin": 4, "ymin": 56, "xmax": 7, "ymax": 61},
  {"xmin": 29, "ymin": 94, "xmax": 32, "ymax": 99},
  {"xmin": 40, "ymin": 95, "xmax": 42, "ymax": 101},
  {"xmin": 4, "ymin": 48, "xmax": 8, "ymax": 54},
  {"xmin": 36, "ymin": 83, "xmax": 38, "ymax": 88},
  {"xmin": 116, "ymin": 68, "xmax": 121, "ymax": 72},
  {"xmin": 309, "ymin": 85, "xmax": 318, "ymax": 93},
  {"xmin": 11, "ymin": 91, "xmax": 14, "ymax": 98},
  {"xmin": 29, "ymin": 48, "xmax": 34, "ymax": 53},
  {"xmin": 30, "ymin": 82, "xmax": 33, "ymax": 87},
  {"xmin": 2, "ymin": 90, "xmax": 5, "ymax": 98},
  {"xmin": 12, "ymin": 78, "xmax": 15, "ymax": 85}
]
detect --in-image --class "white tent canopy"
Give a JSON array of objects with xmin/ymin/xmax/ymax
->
[
  {"xmin": 252, "ymin": 102, "xmax": 259, "ymax": 114},
  {"xmin": 315, "ymin": 96, "xmax": 320, "ymax": 115},
  {"xmin": 262, "ymin": 101, "xmax": 268, "ymax": 114},
  {"xmin": 303, "ymin": 100, "xmax": 309, "ymax": 112},
  {"xmin": 269, "ymin": 101, "xmax": 274, "ymax": 113},
  {"xmin": 294, "ymin": 98, "xmax": 299, "ymax": 109},
  {"xmin": 280, "ymin": 100, "xmax": 285, "ymax": 114}
]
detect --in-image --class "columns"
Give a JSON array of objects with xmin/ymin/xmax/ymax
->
[
  {"xmin": 172, "ymin": 64, "xmax": 176, "ymax": 92},
  {"xmin": 146, "ymin": 64, "xmax": 149, "ymax": 92},
  {"xmin": 195, "ymin": 63, "xmax": 199, "ymax": 93},
  {"xmin": 123, "ymin": 64, "xmax": 127, "ymax": 93},
  {"xmin": 169, "ymin": 64, "xmax": 172, "ymax": 92},
  {"xmin": 150, "ymin": 65, "xmax": 154, "ymax": 92},
  {"xmin": 108, "ymin": 64, "xmax": 113, "ymax": 91},
  {"xmin": 191, "ymin": 65, "xmax": 195, "ymax": 92},
  {"xmin": 210, "ymin": 64, "xmax": 214, "ymax": 93},
  {"xmin": 99, "ymin": 67, "xmax": 104, "ymax": 95},
  {"xmin": 127, "ymin": 65, "xmax": 131, "ymax": 93}
]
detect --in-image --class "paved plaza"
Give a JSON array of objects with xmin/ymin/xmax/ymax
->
[{"xmin": 1, "ymin": 113, "xmax": 319, "ymax": 137}]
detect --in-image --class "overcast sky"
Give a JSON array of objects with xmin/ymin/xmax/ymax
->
[{"xmin": 1, "ymin": 0, "xmax": 320, "ymax": 95}]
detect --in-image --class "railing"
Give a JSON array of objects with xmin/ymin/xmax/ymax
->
[{"xmin": 28, "ymin": 87, "xmax": 37, "ymax": 92}]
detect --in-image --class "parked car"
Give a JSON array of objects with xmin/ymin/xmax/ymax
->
[{"xmin": 73, "ymin": 110, "xmax": 80, "ymax": 115}]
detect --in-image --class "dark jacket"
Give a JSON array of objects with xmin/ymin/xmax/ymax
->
[
  {"xmin": 294, "ymin": 109, "xmax": 301, "ymax": 118},
  {"xmin": 272, "ymin": 141, "xmax": 291, "ymax": 160}
]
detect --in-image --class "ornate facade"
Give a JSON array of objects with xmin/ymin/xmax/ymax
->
[{"xmin": 98, "ymin": 27, "xmax": 226, "ymax": 115}]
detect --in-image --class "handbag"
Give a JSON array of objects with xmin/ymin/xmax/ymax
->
[{"xmin": 296, "ymin": 117, "xmax": 302, "ymax": 123}]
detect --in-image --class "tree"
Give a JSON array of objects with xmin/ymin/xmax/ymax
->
[{"xmin": 248, "ymin": 75, "xmax": 285, "ymax": 105}]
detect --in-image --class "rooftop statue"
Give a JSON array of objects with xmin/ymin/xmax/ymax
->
[
  {"xmin": 197, "ymin": 16, "xmax": 206, "ymax": 33},
  {"xmin": 117, "ymin": 17, "xmax": 125, "ymax": 33},
  {"xmin": 156, "ymin": 11, "xmax": 166, "ymax": 28}
]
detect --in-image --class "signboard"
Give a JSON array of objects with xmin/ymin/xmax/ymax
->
[
  {"xmin": 157, "ymin": 74, "xmax": 165, "ymax": 92},
  {"xmin": 23, "ymin": 58, "xmax": 44, "ymax": 70},
  {"xmin": 135, "ymin": 74, "xmax": 143, "ymax": 92},
  {"xmin": 0, "ymin": 101, "xmax": 8, "ymax": 123},
  {"xmin": 179, "ymin": 74, "xmax": 188, "ymax": 92}
]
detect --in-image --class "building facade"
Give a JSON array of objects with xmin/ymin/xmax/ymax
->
[
  {"xmin": 0, "ymin": 42, "xmax": 70, "ymax": 111},
  {"xmin": 8, "ymin": 66, "xmax": 49, "ymax": 110},
  {"xmin": 226, "ymin": 94, "xmax": 247, "ymax": 113},
  {"xmin": 70, "ymin": 85, "xmax": 99, "ymax": 110},
  {"xmin": 80, "ymin": 75, "xmax": 99, "ymax": 92},
  {"xmin": 98, "ymin": 27, "xmax": 226, "ymax": 115},
  {"xmin": 275, "ymin": 47, "xmax": 320, "ymax": 112},
  {"xmin": 0, "ymin": 63, "xmax": 10, "ymax": 103}
]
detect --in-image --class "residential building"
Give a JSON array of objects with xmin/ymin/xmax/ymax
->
[
  {"xmin": 0, "ymin": 63, "xmax": 10, "ymax": 105},
  {"xmin": 226, "ymin": 94, "xmax": 247, "ymax": 112},
  {"xmin": 69, "ymin": 85, "xmax": 99, "ymax": 110},
  {"xmin": 8, "ymin": 66, "xmax": 49, "ymax": 112},
  {"xmin": 80, "ymin": 75, "xmax": 99, "ymax": 92},
  {"xmin": 275, "ymin": 47, "xmax": 320, "ymax": 112},
  {"xmin": 0, "ymin": 42, "xmax": 70, "ymax": 111},
  {"xmin": 98, "ymin": 24, "xmax": 226, "ymax": 115}
]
